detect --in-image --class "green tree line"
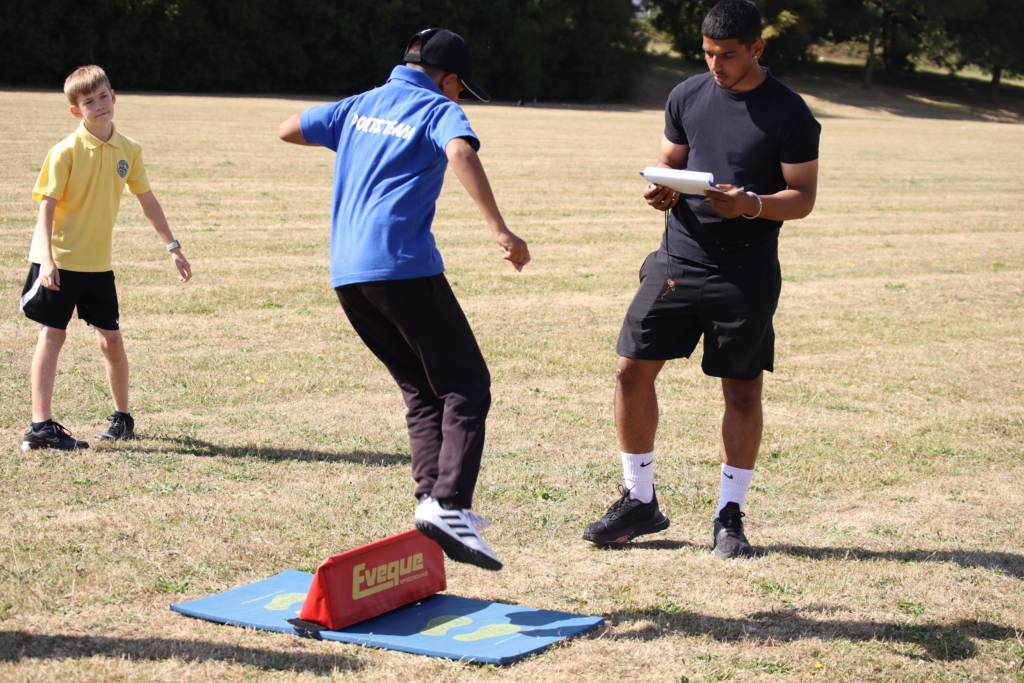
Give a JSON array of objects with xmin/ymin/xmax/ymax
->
[
  {"xmin": 649, "ymin": 0, "xmax": 1024, "ymax": 102},
  {"xmin": 0, "ymin": 0, "xmax": 644, "ymax": 102},
  {"xmin": 2, "ymin": 0, "xmax": 1020, "ymax": 102}
]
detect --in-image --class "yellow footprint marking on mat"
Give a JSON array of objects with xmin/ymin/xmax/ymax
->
[
  {"xmin": 264, "ymin": 593, "xmax": 306, "ymax": 611},
  {"xmin": 453, "ymin": 623, "xmax": 521, "ymax": 641},
  {"xmin": 421, "ymin": 615, "xmax": 473, "ymax": 636}
]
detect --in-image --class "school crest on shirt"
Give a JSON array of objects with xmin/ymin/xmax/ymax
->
[{"xmin": 117, "ymin": 160, "xmax": 129, "ymax": 178}]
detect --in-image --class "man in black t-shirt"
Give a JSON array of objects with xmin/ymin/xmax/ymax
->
[{"xmin": 583, "ymin": 0, "xmax": 820, "ymax": 558}]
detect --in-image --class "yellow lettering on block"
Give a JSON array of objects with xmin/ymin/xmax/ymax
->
[{"xmin": 351, "ymin": 551, "xmax": 428, "ymax": 601}]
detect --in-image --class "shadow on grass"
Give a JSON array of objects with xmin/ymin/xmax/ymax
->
[
  {"xmin": 786, "ymin": 61, "xmax": 1024, "ymax": 122},
  {"xmin": 590, "ymin": 539, "xmax": 696, "ymax": 551},
  {"xmin": 603, "ymin": 608, "xmax": 1015, "ymax": 661},
  {"xmin": 120, "ymin": 435, "xmax": 411, "ymax": 467},
  {"xmin": 0, "ymin": 630, "xmax": 362, "ymax": 672},
  {"xmin": 764, "ymin": 544, "xmax": 1024, "ymax": 581}
]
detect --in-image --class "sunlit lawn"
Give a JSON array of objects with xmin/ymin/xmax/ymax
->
[{"xmin": 0, "ymin": 77, "xmax": 1022, "ymax": 681}]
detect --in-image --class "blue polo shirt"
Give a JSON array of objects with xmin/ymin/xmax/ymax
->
[{"xmin": 301, "ymin": 66, "xmax": 480, "ymax": 287}]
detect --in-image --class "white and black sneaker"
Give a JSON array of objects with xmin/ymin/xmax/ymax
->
[{"xmin": 414, "ymin": 497, "xmax": 503, "ymax": 571}]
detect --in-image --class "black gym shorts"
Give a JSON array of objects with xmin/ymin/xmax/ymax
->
[
  {"xmin": 616, "ymin": 250, "xmax": 781, "ymax": 381},
  {"xmin": 20, "ymin": 263, "xmax": 120, "ymax": 331}
]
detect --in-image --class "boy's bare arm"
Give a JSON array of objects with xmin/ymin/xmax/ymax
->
[
  {"xmin": 279, "ymin": 113, "xmax": 319, "ymax": 146},
  {"xmin": 34, "ymin": 197, "xmax": 60, "ymax": 290},
  {"xmin": 445, "ymin": 137, "xmax": 530, "ymax": 271},
  {"xmin": 136, "ymin": 190, "xmax": 192, "ymax": 282}
]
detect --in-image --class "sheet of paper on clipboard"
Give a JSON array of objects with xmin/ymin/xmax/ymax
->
[{"xmin": 640, "ymin": 167, "xmax": 723, "ymax": 197}]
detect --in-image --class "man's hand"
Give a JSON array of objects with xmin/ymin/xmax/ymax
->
[
  {"xmin": 644, "ymin": 136, "xmax": 690, "ymax": 212},
  {"xmin": 171, "ymin": 250, "xmax": 192, "ymax": 282},
  {"xmin": 40, "ymin": 259, "xmax": 60, "ymax": 290},
  {"xmin": 644, "ymin": 183, "xmax": 681, "ymax": 212},
  {"xmin": 705, "ymin": 184, "xmax": 760, "ymax": 219},
  {"xmin": 496, "ymin": 231, "xmax": 530, "ymax": 272}
]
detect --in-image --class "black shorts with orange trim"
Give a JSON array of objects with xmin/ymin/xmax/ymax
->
[{"xmin": 616, "ymin": 250, "xmax": 781, "ymax": 381}]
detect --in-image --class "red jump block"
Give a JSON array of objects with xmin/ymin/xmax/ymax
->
[{"xmin": 297, "ymin": 529, "xmax": 446, "ymax": 631}]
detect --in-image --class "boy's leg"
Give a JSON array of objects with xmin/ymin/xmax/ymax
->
[
  {"xmin": 31, "ymin": 326, "xmax": 67, "ymax": 423},
  {"xmin": 20, "ymin": 265, "xmax": 88, "ymax": 450},
  {"xmin": 95, "ymin": 327, "xmax": 129, "ymax": 414},
  {"xmin": 335, "ymin": 276, "xmax": 490, "ymax": 508},
  {"xmin": 76, "ymin": 273, "xmax": 133, "ymax": 441},
  {"xmin": 336, "ymin": 276, "xmax": 499, "ymax": 571},
  {"xmin": 335, "ymin": 282, "xmax": 445, "ymax": 499}
]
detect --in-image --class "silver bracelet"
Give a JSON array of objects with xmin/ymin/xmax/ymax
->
[{"xmin": 741, "ymin": 192, "xmax": 762, "ymax": 219}]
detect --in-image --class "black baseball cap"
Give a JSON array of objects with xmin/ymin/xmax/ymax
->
[{"xmin": 403, "ymin": 28, "xmax": 490, "ymax": 102}]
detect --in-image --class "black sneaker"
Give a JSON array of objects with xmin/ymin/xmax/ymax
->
[
  {"xmin": 97, "ymin": 413, "xmax": 135, "ymax": 441},
  {"xmin": 582, "ymin": 485, "xmax": 670, "ymax": 545},
  {"xmin": 711, "ymin": 502, "xmax": 753, "ymax": 559},
  {"xmin": 22, "ymin": 421, "xmax": 89, "ymax": 451}
]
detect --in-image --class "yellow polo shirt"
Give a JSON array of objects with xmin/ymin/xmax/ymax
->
[{"xmin": 30, "ymin": 123, "xmax": 151, "ymax": 272}]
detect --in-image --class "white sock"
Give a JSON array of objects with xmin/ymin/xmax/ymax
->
[
  {"xmin": 621, "ymin": 451, "xmax": 654, "ymax": 504},
  {"xmin": 716, "ymin": 463, "xmax": 754, "ymax": 515}
]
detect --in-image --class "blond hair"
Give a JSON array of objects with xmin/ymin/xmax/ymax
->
[{"xmin": 64, "ymin": 65, "xmax": 111, "ymax": 106}]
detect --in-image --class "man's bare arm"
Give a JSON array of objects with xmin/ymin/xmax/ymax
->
[
  {"xmin": 707, "ymin": 159, "xmax": 818, "ymax": 220},
  {"xmin": 279, "ymin": 113, "xmax": 319, "ymax": 146}
]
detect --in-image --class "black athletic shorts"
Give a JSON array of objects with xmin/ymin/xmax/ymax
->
[
  {"xmin": 20, "ymin": 263, "xmax": 120, "ymax": 331},
  {"xmin": 616, "ymin": 250, "xmax": 781, "ymax": 381}
]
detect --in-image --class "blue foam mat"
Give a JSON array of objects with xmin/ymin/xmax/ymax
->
[{"xmin": 171, "ymin": 569, "xmax": 604, "ymax": 664}]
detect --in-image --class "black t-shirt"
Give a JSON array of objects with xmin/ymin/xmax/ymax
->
[{"xmin": 663, "ymin": 70, "xmax": 820, "ymax": 269}]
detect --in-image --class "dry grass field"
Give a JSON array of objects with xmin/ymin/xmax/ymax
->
[{"xmin": 1, "ymin": 73, "xmax": 1022, "ymax": 682}]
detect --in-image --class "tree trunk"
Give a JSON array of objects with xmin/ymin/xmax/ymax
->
[
  {"xmin": 988, "ymin": 66, "xmax": 1002, "ymax": 104},
  {"xmin": 863, "ymin": 28, "xmax": 876, "ymax": 89}
]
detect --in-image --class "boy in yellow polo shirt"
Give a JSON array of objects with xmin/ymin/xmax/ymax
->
[{"xmin": 20, "ymin": 65, "xmax": 192, "ymax": 451}]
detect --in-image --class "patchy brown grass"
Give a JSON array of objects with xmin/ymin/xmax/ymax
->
[{"xmin": 0, "ymin": 79, "xmax": 1022, "ymax": 682}]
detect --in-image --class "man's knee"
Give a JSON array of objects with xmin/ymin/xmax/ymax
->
[
  {"xmin": 616, "ymin": 357, "xmax": 661, "ymax": 393},
  {"xmin": 722, "ymin": 376, "xmax": 763, "ymax": 412}
]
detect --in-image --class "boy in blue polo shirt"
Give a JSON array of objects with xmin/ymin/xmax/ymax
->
[{"xmin": 279, "ymin": 28, "xmax": 530, "ymax": 571}]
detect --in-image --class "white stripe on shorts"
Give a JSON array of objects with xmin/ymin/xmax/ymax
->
[{"xmin": 19, "ymin": 273, "xmax": 43, "ymax": 312}]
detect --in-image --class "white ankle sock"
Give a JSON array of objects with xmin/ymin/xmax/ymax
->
[
  {"xmin": 621, "ymin": 451, "xmax": 654, "ymax": 503},
  {"xmin": 716, "ymin": 463, "xmax": 753, "ymax": 515}
]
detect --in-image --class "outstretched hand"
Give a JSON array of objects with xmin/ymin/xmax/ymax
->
[
  {"xmin": 497, "ymin": 232, "xmax": 530, "ymax": 272},
  {"xmin": 171, "ymin": 251, "xmax": 193, "ymax": 282}
]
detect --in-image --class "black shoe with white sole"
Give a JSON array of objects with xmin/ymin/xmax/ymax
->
[
  {"xmin": 22, "ymin": 421, "xmax": 89, "ymax": 451},
  {"xmin": 97, "ymin": 412, "xmax": 135, "ymax": 441}
]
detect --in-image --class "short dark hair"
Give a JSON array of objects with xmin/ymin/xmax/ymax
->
[{"xmin": 701, "ymin": 0, "xmax": 762, "ymax": 46}]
